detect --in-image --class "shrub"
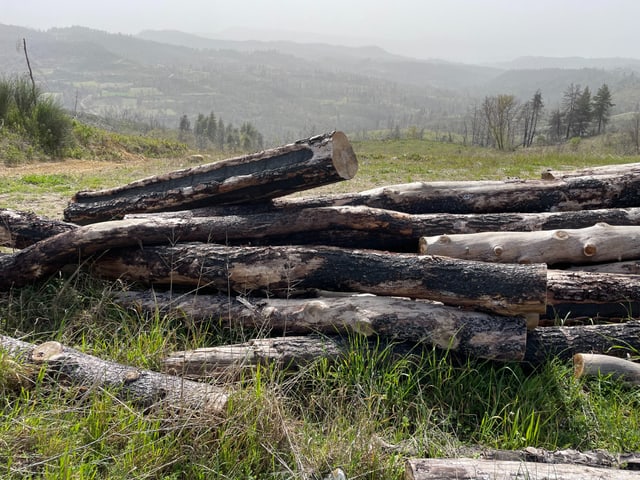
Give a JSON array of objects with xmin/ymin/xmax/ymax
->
[{"xmin": 31, "ymin": 96, "xmax": 74, "ymax": 156}]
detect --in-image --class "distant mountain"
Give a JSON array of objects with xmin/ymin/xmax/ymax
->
[
  {"xmin": 1, "ymin": 24, "xmax": 639, "ymax": 142},
  {"xmin": 491, "ymin": 56, "xmax": 640, "ymax": 71}
]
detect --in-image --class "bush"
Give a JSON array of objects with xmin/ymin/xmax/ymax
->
[{"xmin": 32, "ymin": 96, "xmax": 74, "ymax": 155}]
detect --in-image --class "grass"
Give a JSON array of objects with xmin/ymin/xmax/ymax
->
[{"xmin": 1, "ymin": 136, "xmax": 640, "ymax": 478}]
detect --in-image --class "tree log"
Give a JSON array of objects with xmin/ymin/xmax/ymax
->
[
  {"xmin": 207, "ymin": 170, "xmax": 640, "ymax": 215},
  {"xmin": 574, "ymin": 353, "xmax": 640, "ymax": 385},
  {"xmin": 63, "ymin": 131, "xmax": 358, "ymax": 224},
  {"xmin": 541, "ymin": 161, "xmax": 640, "ymax": 180},
  {"xmin": 0, "ymin": 334, "xmax": 228, "ymax": 413},
  {"xmin": 404, "ymin": 457, "xmax": 640, "ymax": 480},
  {"xmin": 524, "ymin": 320, "xmax": 640, "ymax": 364},
  {"xmin": 0, "ymin": 208, "xmax": 77, "ymax": 249},
  {"xmin": 115, "ymin": 291, "xmax": 528, "ymax": 360},
  {"xmin": 420, "ymin": 223, "xmax": 640, "ymax": 265},
  {"xmin": 125, "ymin": 205, "xmax": 640, "ymax": 253},
  {"xmin": 546, "ymin": 270, "xmax": 640, "ymax": 320},
  {"xmin": 566, "ymin": 260, "xmax": 640, "ymax": 275},
  {"xmin": 91, "ymin": 244, "xmax": 547, "ymax": 316}
]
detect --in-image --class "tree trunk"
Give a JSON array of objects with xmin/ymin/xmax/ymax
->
[
  {"xmin": 0, "ymin": 334, "xmax": 228, "ymax": 414},
  {"xmin": 524, "ymin": 320, "xmax": 640, "ymax": 364},
  {"xmin": 546, "ymin": 270, "xmax": 640, "ymax": 320},
  {"xmin": 125, "ymin": 205, "xmax": 640, "ymax": 252},
  {"xmin": 404, "ymin": 457, "xmax": 640, "ymax": 480},
  {"xmin": 574, "ymin": 353, "xmax": 640, "ymax": 385},
  {"xmin": 420, "ymin": 223, "xmax": 640, "ymax": 265},
  {"xmin": 63, "ymin": 131, "xmax": 358, "ymax": 224},
  {"xmin": 163, "ymin": 335, "xmax": 346, "ymax": 378},
  {"xmin": 541, "ymin": 161, "xmax": 640, "ymax": 180},
  {"xmin": 91, "ymin": 244, "xmax": 547, "ymax": 316},
  {"xmin": 115, "ymin": 291, "xmax": 528, "ymax": 361},
  {"xmin": 0, "ymin": 208, "xmax": 77, "ymax": 249},
  {"xmin": 220, "ymin": 169, "xmax": 640, "ymax": 214},
  {"xmin": 567, "ymin": 260, "xmax": 640, "ymax": 275}
]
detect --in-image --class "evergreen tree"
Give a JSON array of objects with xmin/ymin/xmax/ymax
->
[
  {"xmin": 562, "ymin": 83, "xmax": 581, "ymax": 139},
  {"xmin": 521, "ymin": 90, "xmax": 543, "ymax": 147},
  {"xmin": 206, "ymin": 111, "xmax": 217, "ymax": 144},
  {"xmin": 194, "ymin": 113, "xmax": 208, "ymax": 149},
  {"xmin": 178, "ymin": 114, "xmax": 191, "ymax": 142},
  {"xmin": 216, "ymin": 118, "xmax": 225, "ymax": 150},
  {"xmin": 572, "ymin": 86, "xmax": 592, "ymax": 137},
  {"xmin": 592, "ymin": 83, "xmax": 615, "ymax": 134}
]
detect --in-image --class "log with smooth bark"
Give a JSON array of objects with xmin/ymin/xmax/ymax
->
[
  {"xmin": 63, "ymin": 131, "xmax": 358, "ymax": 224},
  {"xmin": 92, "ymin": 244, "xmax": 547, "ymax": 316},
  {"xmin": 0, "ymin": 334, "xmax": 228, "ymax": 413},
  {"xmin": 420, "ymin": 223, "xmax": 640, "ymax": 265},
  {"xmin": 0, "ymin": 208, "xmax": 77, "ymax": 249},
  {"xmin": 524, "ymin": 320, "xmax": 640, "ymax": 364},
  {"xmin": 115, "ymin": 291, "xmax": 528, "ymax": 360},
  {"xmin": 574, "ymin": 353, "xmax": 640, "ymax": 385},
  {"xmin": 207, "ymin": 170, "xmax": 640, "ymax": 214},
  {"xmin": 404, "ymin": 457, "xmax": 640, "ymax": 480},
  {"xmin": 541, "ymin": 161, "xmax": 640, "ymax": 180}
]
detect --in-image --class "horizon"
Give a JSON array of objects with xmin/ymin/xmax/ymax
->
[{"xmin": 3, "ymin": 0, "xmax": 639, "ymax": 64}]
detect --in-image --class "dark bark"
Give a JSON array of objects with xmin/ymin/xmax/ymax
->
[
  {"xmin": 63, "ymin": 131, "xmax": 358, "ymax": 224},
  {"xmin": 0, "ymin": 208, "xmax": 77, "ymax": 249},
  {"xmin": 93, "ymin": 244, "xmax": 547, "ymax": 316},
  {"xmin": 524, "ymin": 320, "xmax": 640, "ymax": 363},
  {"xmin": 115, "ymin": 291, "xmax": 528, "ymax": 361}
]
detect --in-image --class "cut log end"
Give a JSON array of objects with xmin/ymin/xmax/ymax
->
[{"xmin": 331, "ymin": 131, "xmax": 358, "ymax": 180}]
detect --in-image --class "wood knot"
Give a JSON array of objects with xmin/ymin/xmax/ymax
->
[
  {"xmin": 438, "ymin": 235, "xmax": 451, "ymax": 244},
  {"xmin": 493, "ymin": 245, "xmax": 503, "ymax": 256},
  {"xmin": 583, "ymin": 243, "xmax": 597, "ymax": 256},
  {"xmin": 554, "ymin": 230, "xmax": 569, "ymax": 240}
]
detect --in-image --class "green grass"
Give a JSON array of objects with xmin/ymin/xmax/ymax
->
[{"xmin": 1, "ymin": 136, "xmax": 640, "ymax": 478}]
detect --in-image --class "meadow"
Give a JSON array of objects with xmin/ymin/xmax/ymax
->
[{"xmin": 1, "ymin": 136, "xmax": 640, "ymax": 479}]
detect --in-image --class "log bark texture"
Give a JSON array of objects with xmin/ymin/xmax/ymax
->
[
  {"xmin": 63, "ymin": 131, "xmax": 358, "ymax": 224},
  {"xmin": 0, "ymin": 334, "xmax": 228, "ymax": 413},
  {"xmin": 0, "ymin": 208, "xmax": 77, "ymax": 249},
  {"xmin": 420, "ymin": 223, "xmax": 640, "ymax": 265},
  {"xmin": 546, "ymin": 270, "xmax": 640, "ymax": 319},
  {"xmin": 404, "ymin": 457, "xmax": 640, "ymax": 480},
  {"xmin": 524, "ymin": 320, "xmax": 640, "ymax": 364},
  {"xmin": 218, "ymin": 169, "xmax": 640, "ymax": 214},
  {"xmin": 566, "ymin": 260, "xmax": 640, "ymax": 275},
  {"xmin": 91, "ymin": 244, "xmax": 547, "ymax": 316},
  {"xmin": 574, "ymin": 353, "xmax": 640, "ymax": 385},
  {"xmin": 541, "ymin": 161, "xmax": 640, "ymax": 180},
  {"xmin": 115, "ymin": 291, "xmax": 528, "ymax": 360}
]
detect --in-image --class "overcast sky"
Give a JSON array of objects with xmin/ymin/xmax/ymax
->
[{"xmin": 3, "ymin": 0, "xmax": 637, "ymax": 63}]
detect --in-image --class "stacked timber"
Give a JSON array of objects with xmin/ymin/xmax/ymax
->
[{"xmin": 2, "ymin": 133, "xmax": 640, "ymax": 373}]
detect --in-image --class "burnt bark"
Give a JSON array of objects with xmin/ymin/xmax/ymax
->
[
  {"xmin": 91, "ymin": 244, "xmax": 547, "ymax": 316},
  {"xmin": 0, "ymin": 208, "xmax": 77, "ymax": 249},
  {"xmin": 115, "ymin": 291, "xmax": 528, "ymax": 361},
  {"xmin": 63, "ymin": 131, "xmax": 358, "ymax": 224}
]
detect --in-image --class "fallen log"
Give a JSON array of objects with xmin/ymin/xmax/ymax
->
[
  {"xmin": 204, "ymin": 169, "xmax": 640, "ymax": 215},
  {"xmin": 0, "ymin": 208, "xmax": 77, "ymax": 249},
  {"xmin": 419, "ymin": 223, "xmax": 640, "ymax": 265},
  {"xmin": 541, "ymin": 161, "xmax": 640, "ymax": 180},
  {"xmin": 546, "ymin": 270, "xmax": 640, "ymax": 320},
  {"xmin": 566, "ymin": 260, "xmax": 640, "ymax": 275},
  {"xmin": 115, "ymin": 291, "xmax": 528, "ymax": 360},
  {"xmin": 63, "ymin": 131, "xmax": 358, "ymax": 224},
  {"xmin": 524, "ymin": 320, "xmax": 640, "ymax": 364},
  {"xmin": 404, "ymin": 457, "xmax": 640, "ymax": 480},
  {"xmin": 0, "ymin": 334, "xmax": 228, "ymax": 413},
  {"xmin": 91, "ymin": 244, "xmax": 547, "ymax": 316},
  {"xmin": 574, "ymin": 353, "xmax": 640, "ymax": 385},
  {"xmin": 124, "ymin": 205, "xmax": 640, "ymax": 253}
]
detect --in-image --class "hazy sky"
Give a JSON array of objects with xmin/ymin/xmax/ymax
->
[{"xmin": 3, "ymin": 0, "xmax": 638, "ymax": 63}]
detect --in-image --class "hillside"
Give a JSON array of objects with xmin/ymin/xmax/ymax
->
[{"xmin": 1, "ymin": 24, "xmax": 640, "ymax": 143}]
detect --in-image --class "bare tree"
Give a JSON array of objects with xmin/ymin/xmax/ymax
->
[
  {"xmin": 482, "ymin": 94, "xmax": 518, "ymax": 150},
  {"xmin": 521, "ymin": 90, "xmax": 543, "ymax": 147}
]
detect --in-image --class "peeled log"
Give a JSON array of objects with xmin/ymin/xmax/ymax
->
[
  {"xmin": 63, "ymin": 131, "xmax": 358, "ymax": 224},
  {"xmin": 524, "ymin": 320, "xmax": 640, "ymax": 364},
  {"xmin": 115, "ymin": 291, "xmax": 528, "ymax": 361},
  {"xmin": 542, "ymin": 161, "xmax": 640, "ymax": 180},
  {"xmin": 0, "ymin": 334, "xmax": 228, "ymax": 413},
  {"xmin": 574, "ymin": 353, "xmax": 640, "ymax": 385},
  {"xmin": 420, "ymin": 223, "xmax": 640, "ymax": 265},
  {"xmin": 91, "ymin": 244, "xmax": 547, "ymax": 316},
  {"xmin": 404, "ymin": 457, "xmax": 640, "ymax": 480}
]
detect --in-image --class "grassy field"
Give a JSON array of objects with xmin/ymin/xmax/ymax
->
[{"xmin": 1, "ymin": 137, "xmax": 640, "ymax": 479}]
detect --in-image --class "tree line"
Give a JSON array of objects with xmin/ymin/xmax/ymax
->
[
  {"xmin": 464, "ymin": 83, "xmax": 614, "ymax": 150},
  {"xmin": 178, "ymin": 111, "xmax": 264, "ymax": 152}
]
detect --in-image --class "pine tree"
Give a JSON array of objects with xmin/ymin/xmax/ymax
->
[
  {"xmin": 572, "ymin": 86, "xmax": 592, "ymax": 137},
  {"xmin": 592, "ymin": 83, "xmax": 615, "ymax": 134}
]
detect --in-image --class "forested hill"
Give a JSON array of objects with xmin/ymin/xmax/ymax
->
[{"xmin": 1, "ymin": 24, "xmax": 639, "ymax": 143}]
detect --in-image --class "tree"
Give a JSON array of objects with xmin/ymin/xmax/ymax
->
[
  {"xmin": 178, "ymin": 114, "xmax": 191, "ymax": 142},
  {"xmin": 592, "ymin": 83, "xmax": 615, "ymax": 134},
  {"xmin": 216, "ymin": 118, "xmax": 225, "ymax": 150},
  {"xmin": 547, "ymin": 108, "xmax": 564, "ymax": 144},
  {"xmin": 572, "ymin": 86, "xmax": 593, "ymax": 137},
  {"xmin": 194, "ymin": 113, "xmax": 208, "ymax": 149},
  {"xmin": 482, "ymin": 94, "xmax": 518, "ymax": 150},
  {"xmin": 206, "ymin": 111, "xmax": 217, "ymax": 144},
  {"xmin": 521, "ymin": 90, "xmax": 543, "ymax": 147},
  {"xmin": 562, "ymin": 83, "xmax": 581, "ymax": 139}
]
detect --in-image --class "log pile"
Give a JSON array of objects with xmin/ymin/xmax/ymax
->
[{"xmin": 2, "ymin": 132, "xmax": 640, "ymax": 381}]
